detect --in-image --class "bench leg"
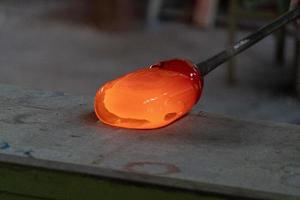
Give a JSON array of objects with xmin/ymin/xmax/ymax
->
[
  {"xmin": 295, "ymin": 22, "xmax": 300, "ymax": 97},
  {"xmin": 227, "ymin": 0, "xmax": 237, "ymax": 85}
]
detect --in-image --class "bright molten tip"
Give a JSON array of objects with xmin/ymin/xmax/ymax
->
[{"xmin": 94, "ymin": 59, "xmax": 203, "ymax": 129}]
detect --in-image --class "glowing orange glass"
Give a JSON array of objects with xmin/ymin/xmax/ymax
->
[{"xmin": 94, "ymin": 59, "xmax": 203, "ymax": 129}]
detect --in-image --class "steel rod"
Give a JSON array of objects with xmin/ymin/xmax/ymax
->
[{"xmin": 197, "ymin": 7, "xmax": 300, "ymax": 76}]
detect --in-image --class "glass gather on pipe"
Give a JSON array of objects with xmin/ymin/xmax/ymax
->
[{"xmin": 94, "ymin": 59, "xmax": 203, "ymax": 129}]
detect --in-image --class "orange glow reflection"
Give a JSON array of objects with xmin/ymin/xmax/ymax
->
[{"xmin": 94, "ymin": 59, "xmax": 203, "ymax": 129}]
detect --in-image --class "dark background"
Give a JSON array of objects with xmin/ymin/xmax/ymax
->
[{"xmin": 0, "ymin": 0, "xmax": 299, "ymax": 124}]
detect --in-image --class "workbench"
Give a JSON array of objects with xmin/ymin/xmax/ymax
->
[{"xmin": 0, "ymin": 84, "xmax": 299, "ymax": 200}]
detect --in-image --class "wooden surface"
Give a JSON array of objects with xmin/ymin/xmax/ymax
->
[{"xmin": 0, "ymin": 84, "xmax": 300, "ymax": 200}]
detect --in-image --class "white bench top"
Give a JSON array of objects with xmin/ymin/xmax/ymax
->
[{"xmin": 0, "ymin": 84, "xmax": 299, "ymax": 199}]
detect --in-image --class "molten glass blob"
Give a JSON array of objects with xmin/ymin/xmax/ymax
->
[{"xmin": 94, "ymin": 59, "xmax": 203, "ymax": 129}]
